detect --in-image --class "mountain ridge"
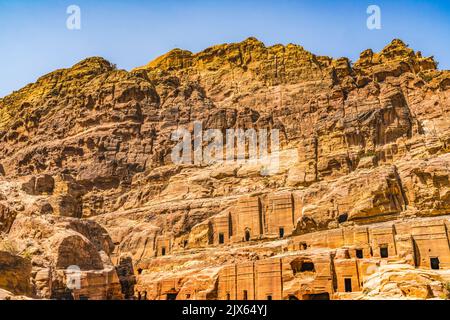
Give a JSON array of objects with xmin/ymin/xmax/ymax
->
[{"xmin": 0, "ymin": 37, "xmax": 449, "ymax": 300}]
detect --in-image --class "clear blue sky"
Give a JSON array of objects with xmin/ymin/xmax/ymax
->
[{"xmin": 0, "ymin": 0, "xmax": 449, "ymax": 97}]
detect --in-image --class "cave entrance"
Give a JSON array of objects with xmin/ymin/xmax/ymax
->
[
  {"xmin": 219, "ymin": 233, "xmax": 225, "ymax": 244},
  {"xmin": 430, "ymin": 257, "xmax": 440, "ymax": 270},
  {"xmin": 380, "ymin": 246, "xmax": 389, "ymax": 258},
  {"xmin": 338, "ymin": 213, "xmax": 348, "ymax": 223},
  {"xmin": 226, "ymin": 293, "xmax": 231, "ymax": 300},
  {"xmin": 245, "ymin": 230, "xmax": 251, "ymax": 242},
  {"xmin": 267, "ymin": 295, "xmax": 272, "ymax": 300},
  {"xmin": 356, "ymin": 249, "xmax": 363, "ymax": 259},
  {"xmin": 302, "ymin": 293, "xmax": 330, "ymax": 300},
  {"xmin": 243, "ymin": 290, "xmax": 248, "ymax": 300},
  {"xmin": 166, "ymin": 290, "xmax": 178, "ymax": 300},
  {"xmin": 291, "ymin": 258, "xmax": 315, "ymax": 274},
  {"xmin": 161, "ymin": 247, "xmax": 166, "ymax": 256},
  {"xmin": 300, "ymin": 262, "xmax": 315, "ymax": 272},
  {"xmin": 344, "ymin": 278, "xmax": 352, "ymax": 293},
  {"xmin": 279, "ymin": 227, "xmax": 285, "ymax": 238}
]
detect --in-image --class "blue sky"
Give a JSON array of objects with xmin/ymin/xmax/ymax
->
[{"xmin": 0, "ymin": 0, "xmax": 449, "ymax": 97}]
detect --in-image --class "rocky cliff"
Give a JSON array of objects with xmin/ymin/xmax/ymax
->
[{"xmin": 0, "ymin": 38, "xmax": 449, "ymax": 300}]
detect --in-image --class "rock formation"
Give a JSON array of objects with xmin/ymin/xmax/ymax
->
[{"xmin": 0, "ymin": 38, "xmax": 449, "ymax": 300}]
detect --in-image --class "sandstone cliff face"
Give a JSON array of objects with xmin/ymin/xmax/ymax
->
[
  {"xmin": 0, "ymin": 178, "xmax": 122, "ymax": 299},
  {"xmin": 0, "ymin": 250, "xmax": 31, "ymax": 296},
  {"xmin": 0, "ymin": 38, "xmax": 449, "ymax": 300}
]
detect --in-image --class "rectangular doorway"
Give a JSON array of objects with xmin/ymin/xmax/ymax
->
[
  {"xmin": 344, "ymin": 278, "xmax": 352, "ymax": 292},
  {"xmin": 430, "ymin": 257, "xmax": 440, "ymax": 270},
  {"xmin": 380, "ymin": 247, "xmax": 388, "ymax": 258}
]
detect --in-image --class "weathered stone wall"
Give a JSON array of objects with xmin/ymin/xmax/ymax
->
[{"xmin": 0, "ymin": 38, "xmax": 449, "ymax": 300}]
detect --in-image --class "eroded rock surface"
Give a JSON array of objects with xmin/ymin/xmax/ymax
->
[{"xmin": 0, "ymin": 38, "xmax": 449, "ymax": 300}]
